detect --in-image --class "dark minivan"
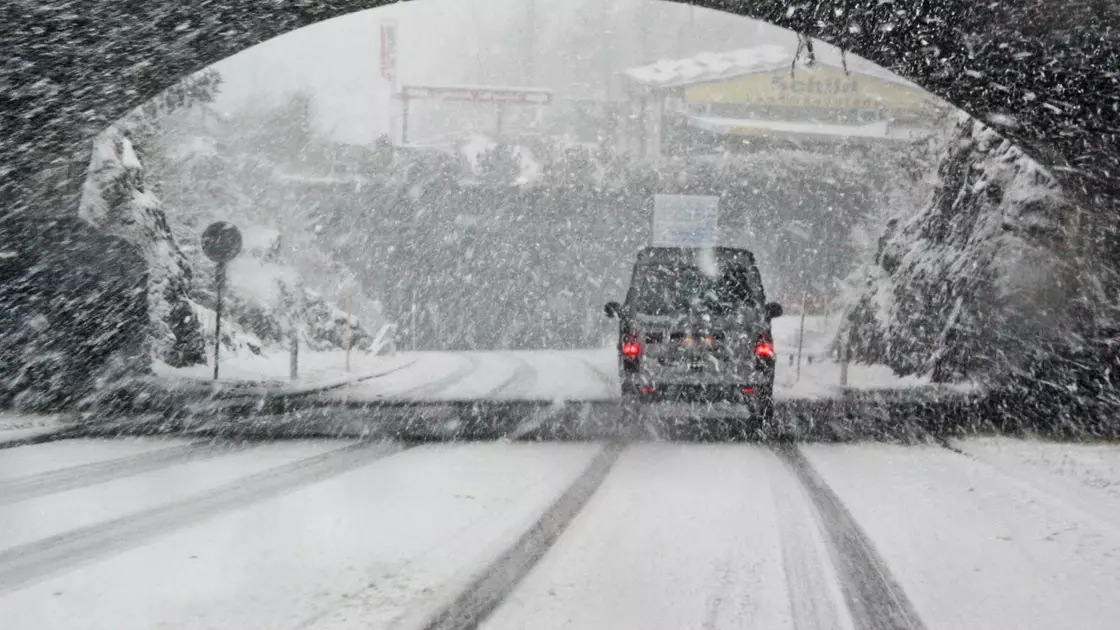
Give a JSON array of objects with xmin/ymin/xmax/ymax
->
[{"xmin": 605, "ymin": 246, "xmax": 783, "ymax": 422}]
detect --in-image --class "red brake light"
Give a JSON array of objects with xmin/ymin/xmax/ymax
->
[
  {"xmin": 637, "ymin": 386, "xmax": 656, "ymax": 393},
  {"xmin": 621, "ymin": 342, "xmax": 641, "ymax": 358},
  {"xmin": 754, "ymin": 341, "xmax": 775, "ymax": 359}
]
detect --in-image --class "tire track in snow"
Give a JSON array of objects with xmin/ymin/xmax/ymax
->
[
  {"xmin": 0, "ymin": 441, "xmax": 404, "ymax": 595},
  {"xmin": 403, "ymin": 442, "xmax": 623, "ymax": 630},
  {"xmin": 485, "ymin": 354, "xmax": 538, "ymax": 399},
  {"xmin": 0, "ymin": 441, "xmax": 253, "ymax": 507},
  {"xmin": 766, "ymin": 449, "xmax": 855, "ymax": 630},
  {"xmin": 312, "ymin": 358, "xmax": 421, "ymax": 392},
  {"xmin": 774, "ymin": 443, "xmax": 926, "ymax": 630},
  {"xmin": 393, "ymin": 354, "xmax": 484, "ymax": 400},
  {"xmin": 569, "ymin": 353, "xmax": 619, "ymax": 399}
]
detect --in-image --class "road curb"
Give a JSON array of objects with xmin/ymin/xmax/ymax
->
[
  {"xmin": 153, "ymin": 357, "xmax": 420, "ymax": 401},
  {"xmin": 0, "ymin": 426, "xmax": 85, "ymax": 450}
]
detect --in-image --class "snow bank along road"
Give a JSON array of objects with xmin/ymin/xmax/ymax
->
[
  {"xmin": 4, "ymin": 436, "xmax": 1120, "ymax": 629},
  {"xmin": 174, "ymin": 315, "xmax": 924, "ymax": 408}
]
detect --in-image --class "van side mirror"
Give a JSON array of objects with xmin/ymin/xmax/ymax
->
[
  {"xmin": 766, "ymin": 302, "xmax": 784, "ymax": 319},
  {"xmin": 604, "ymin": 301, "xmax": 622, "ymax": 318}
]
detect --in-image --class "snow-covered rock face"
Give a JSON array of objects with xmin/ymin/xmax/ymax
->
[
  {"xmin": 0, "ymin": 216, "xmax": 149, "ymax": 411},
  {"xmin": 844, "ymin": 113, "xmax": 1085, "ymax": 384},
  {"xmin": 79, "ymin": 126, "xmax": 207, "ymax": 368}
]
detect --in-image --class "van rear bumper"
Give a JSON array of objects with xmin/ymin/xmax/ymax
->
[{"xmin": 622, "ymin": 382, "xmax": 770, "ymax": 403}]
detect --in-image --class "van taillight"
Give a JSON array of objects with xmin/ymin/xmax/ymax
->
[
  {"xmin": 754, "ymin": 333, "xmax": 775, "ymax": 359},
  {"xmin": 621, "ymin": 332, "xmax": 641, "ymax": 358}
]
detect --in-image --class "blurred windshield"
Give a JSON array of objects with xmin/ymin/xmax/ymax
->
[{"xmin": 6, "ymin": 0, "xmax": 1120, "ymax": 629}]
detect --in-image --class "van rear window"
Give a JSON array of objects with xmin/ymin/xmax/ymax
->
[{"xmin": 632, "ymin": 264, "xmax": 763, "ymax": 316}]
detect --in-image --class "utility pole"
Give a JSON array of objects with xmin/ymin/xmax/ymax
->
[
  {"xmin": 638, "ymin": 0, "xmax": 650, "ymax": 63},
  {"xmin": 676, "ymin": 4, "xmax": 696, "ymax": 57},
  {"xmin": 401, "ymin": 95, "xmax": 410, "ymax": 144},
  {"xmin": 525, "ymin": 0, "xmax": 537, "ymax": 85},
  {"xmin": 408, "ymin": 287, "xmax": 418, "ymax": 351},
  {"xmin": 380, "ymin": 19, "xmax": 400, "ymax": 144},
  {"xmin": 600, "ymin": 0, "xmax": 612, "ymax": 99}
]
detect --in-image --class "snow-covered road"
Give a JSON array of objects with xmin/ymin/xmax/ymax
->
[
  {"xmin": 4, "ymin": 435, "xmax": 1120, "ymax": 629},
  {"xmin": 316, "ymin": 315, "xmax": 931, "ymax": 403},
  {"xmin": 482, "ymin": 445, "xmax": 815, "ymax": 630},
  {"xmin": 322, "ymin": 349, "xmax": 619, "ymax": 403}
]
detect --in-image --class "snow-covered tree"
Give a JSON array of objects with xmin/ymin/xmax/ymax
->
[
  {"xmin": 305, "ymin": 134, "xmax": 884, "ymax": 350},
  {"xmin": 79, "ymin": 127, "xmax": 207, "ymax": 368},
  {"xmin": 475, "ymin": 144, "xmax": 523, "ymax": 186}
]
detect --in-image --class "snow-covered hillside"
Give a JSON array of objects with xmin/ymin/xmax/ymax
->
[{"xmin": 94, "ymin": 93, "xmax": 393, "ymax": 370}]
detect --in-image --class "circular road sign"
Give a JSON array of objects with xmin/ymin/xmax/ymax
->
[{"xmin": 201, "ymin": 222, "xmax": 243, "ymax": 263}]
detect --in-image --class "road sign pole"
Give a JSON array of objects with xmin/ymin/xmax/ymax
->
[
  {"xmin": 213, "ymin": 263, "xmax": 225, "ymax": 381},
  {"xmin": 525, "ymin": 0, "xmax": 536, "ymax": 84},
  {"xmin": 381, "ymin": 20, "xmax": 398, "ymax": 144},
  {"xmin": 201, "ymin": 221, "xmax": 243, "ymax": 383}
]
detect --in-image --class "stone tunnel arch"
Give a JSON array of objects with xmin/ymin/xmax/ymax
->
[
  {"xmin": 2, "ymin": 0, "xmax": 1119, "ymax": 412},
  {"xmin": 1, "ymin": 0, "xmax": 1117, "ymax": 215}
]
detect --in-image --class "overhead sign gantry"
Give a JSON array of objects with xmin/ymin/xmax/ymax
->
[{"xmin": 398, "ymin": 85, "xmax": 554, "ymax": 143}]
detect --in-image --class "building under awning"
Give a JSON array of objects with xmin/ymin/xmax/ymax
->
[{"xmin": 619, "ymin": 44, "xmax": 948, "ymax": 159}]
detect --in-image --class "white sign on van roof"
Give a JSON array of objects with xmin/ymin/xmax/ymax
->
[{"xmin": 652, "ymin": 194, "xmax": 720, "ymax": 247}]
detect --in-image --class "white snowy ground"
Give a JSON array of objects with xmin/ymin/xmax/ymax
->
[
  {"xmin": 5, "ymin": 438, "xmax": 1120, "ymax": 628},
  {"xmin": 769, "ymin": 314, "xmax": 941, "ymax": 399},
  {"xmin": 803, "ymin": 441, "xmax": 1120, "ymax": 630}
]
